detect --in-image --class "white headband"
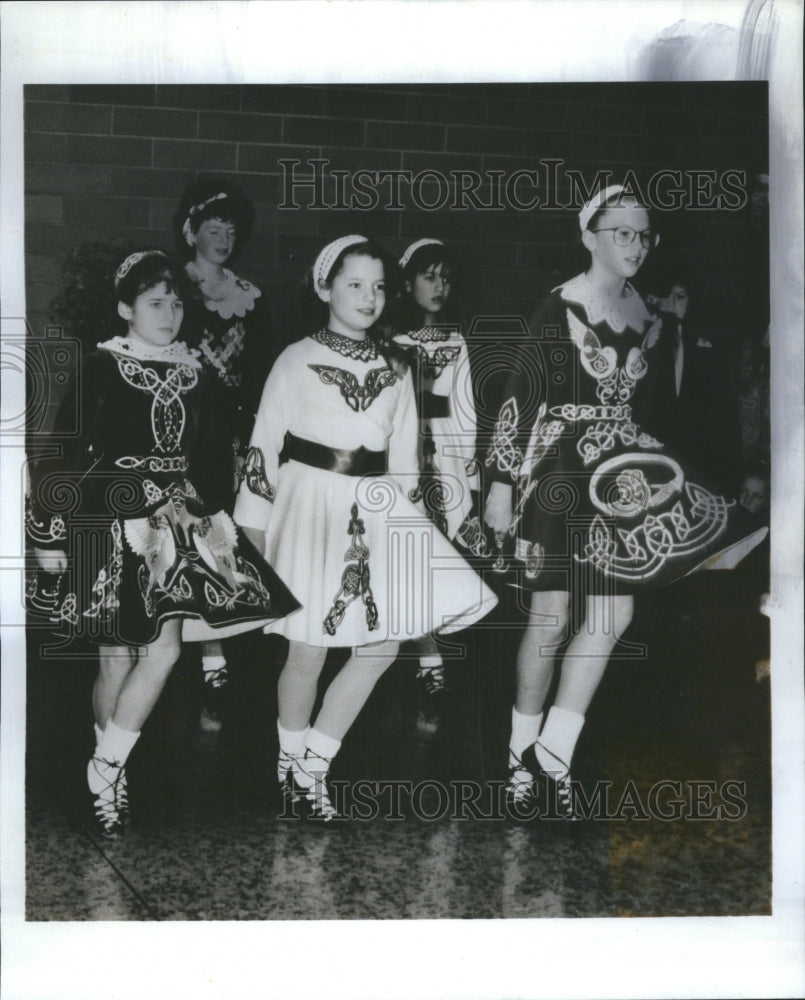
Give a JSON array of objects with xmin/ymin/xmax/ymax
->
[
  {"xmin": 114, "ymin": 250, "xmax": 167, "ymax": 288},
  {"xmin": 578, "ymin": 184, "xmax": 626, "ymax": 232},
  {"xmin": 182, "ymin": 192, "xmax": 229, "ymax": 244},
  {"xmin": 399, "ymin": 238, "xmax": 444, "ymax": 269},
  {"xmin": 312, "ymin": 235, "xmax": 368, "ymax": 300}
]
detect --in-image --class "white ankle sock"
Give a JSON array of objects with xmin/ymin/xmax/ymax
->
[
  {"xmin": 535, "ymin": 706, "xmax": 585, "ymax": 778},
  {"xmin": 417, "ymin": 655, "xmax": 443, "ymax": 676},
  {"xmin": 294, "ymin": 728, "xmax": 341, "ymax": 790},
  {"xmin": 277, "ymin": 719, "xmax": 308, "ymax": 780},
  {"xmin": 509, "ymin": 707, "xmax": 543, "ymax": 766},
  {"xmin": 277, "ymin": 719, "xmax": 308, "ymax": 757},
  {"xmin": 94, "ymin": 723, "xmax": 104, "ymax": 744},
  {"xmin": 88, "ymin": 721, "xmax": 140, "ymax": 794},
  {"xmin": 202, "ymin": 654, "xmax": 227, "ymax": 675}
]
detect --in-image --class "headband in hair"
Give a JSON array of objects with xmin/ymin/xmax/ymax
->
[
  {"xmin": 182, "ymin": 191, "xmax": 229, "ymax": 243},
  {"xmin": 578, "ymin": 184, "xmax": 626, "ymax": 232},
  {"xmin": 312, "ymin": 235, "xmax": 367, "ymax": 300},
  {"xmin": 399, "ymin": 238, "xmax": 444, "ymax": 269},
  {"xmin": 115, "ymin": 250, "xmax": 167, "ymax": 288}
]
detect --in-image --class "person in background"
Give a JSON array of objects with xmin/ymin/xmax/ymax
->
[{"xmin": 173, "ymin": 176, "xmax": 273, "ymax": 729}]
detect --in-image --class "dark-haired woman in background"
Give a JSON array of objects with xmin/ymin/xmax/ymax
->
[{"xmin": 173, "ymin": 176, "xmax": 274, "ymax": 725}]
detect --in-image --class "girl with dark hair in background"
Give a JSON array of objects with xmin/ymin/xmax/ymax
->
[
  {"xmin": 28, "ymin": 249, "xmax": 298, "ymax": 836},
  {"xmin": 234, "ymin": 235, "xmax": 496, "ymax": 821},
  {"xmin": 391, "ymin": 239, "xmax": 480, "ymax": 732}
]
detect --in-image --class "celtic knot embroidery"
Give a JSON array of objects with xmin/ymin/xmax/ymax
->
[
  {"xmin": 83, "ymin": 519, "xmax": 123, "ymax": 620},
  {"xmin": 115, "ymin": 455, "xmax": 189, "ymax": 473},
  {"xmin": 549, "ymin": 403, "xmax": 632, "ymax": 422},
  {"xmin": 309, "ymin": 364, "xmax": 398, "ymax": 412},
  {"xmin": 576, "ymin": 482, "xmax": 730, "ymax": 582},
  {"xmin": 113, "ymin": 354, "xmax": 198, "ymax": 454},
  {"xmin": 323, "ymin": 503, "xmax": 379, "ymax": 636},
  {"xmin": 486, "ymin": 397, "xmax": 522, "ymax": 479},
  {"xmin": 576, "ymin": 420, "xmax": 664, "ymax": 466},
  {"xmin": 243, "ymin": 446, "xmax": 276, "ymax": 503},
  {"xmin": 566, "ymin": 309, "xmax": 649, "ymax": 405},
  {"xmin": 199, "ymin": 322, "xmax": 247, "ymax": 387},
  {"xmin": 454, "ymin": 514, "xmax": 490, "ymax": 558},
  {"xmin": 408, "ymin": 343, "xmax": 461, "ymax": 381},
  {"xmin": 25, "ymin": 499, "xmax": 67, "ymax": 545}
]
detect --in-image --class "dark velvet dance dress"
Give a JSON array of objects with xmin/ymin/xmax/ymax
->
[
  {"xmin": 483, "ymin": 274, "xmax": 766, "ymax": 593},
  {"xmin": 26, "ymin": 336, "xmax": 299, "ymax": 644}
]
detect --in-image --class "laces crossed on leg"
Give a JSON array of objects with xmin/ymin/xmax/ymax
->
[
  {"xmin": 417, "ymin": 665, "xmax": 447, "ymax": 696},
  {"xmin": 88, "ymin": 755, "xmax": 126, "ymax": 837},
  {"xmin": 535, "ymin": 742, "xmax": 579, "ymax": 821},
  {"xmin": 505, "ymin": 752, "xmax": 537, "ymax": 810},
  {"xmin": 295, "ymin": 751, "xmax": 341, "ymax": 822},
  {"xmin": 278, "ymin": 748, "xmax": 301, "ymax": 803}
]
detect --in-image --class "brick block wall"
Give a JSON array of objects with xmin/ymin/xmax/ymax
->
[{"xmin": 24, "ymin": 82, "xmax": 767, "ymax": 418}]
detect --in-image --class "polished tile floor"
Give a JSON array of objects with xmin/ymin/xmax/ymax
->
[{"xmin": 25, "ymin": 571, "xmax": 771, "ymax": 921}]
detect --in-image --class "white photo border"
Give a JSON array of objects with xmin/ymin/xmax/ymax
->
[{"xmin": 1, "ymin": 3, "xmax": 802, "ymax": 999}]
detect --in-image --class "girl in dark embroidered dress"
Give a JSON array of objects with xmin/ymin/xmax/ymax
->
[
  {"xmin": 173, "ymin": 176, "xmax": 272, "ymax": 724},
  {"xmin": 28, "ymin": 251, "xmax": 298, "ymax": 837},
  {"xmin": 484, "ymin": 186, "xmax": 766, "ymax": 819},
  {"xmin": 390, "ymin": 239, "xmax": 480, "ymax": 732},
  {"xmin": 234, "ymin": 236, "xmax": 496, "ymax": 820}
]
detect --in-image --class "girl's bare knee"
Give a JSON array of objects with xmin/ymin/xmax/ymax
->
[
  {"xmin": 145, "ymin": 633, "xmax": 182, "ymax": 674},
  {"xmin": 527, "ymin": 591, "xmax": 570, "ymax": 645}
]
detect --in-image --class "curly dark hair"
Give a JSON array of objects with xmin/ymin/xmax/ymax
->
[
  {"xmin": 50, "ymin": 242, "xmax": 192, "ymax": 349},
  {"xmin": 172, "ymin": 175, "xmax": 256, "ymax": 261}
]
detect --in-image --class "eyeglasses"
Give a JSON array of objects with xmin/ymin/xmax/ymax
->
[{"xmin": 591, "ymin": 227, "xmax": 659, "ymax": 249}]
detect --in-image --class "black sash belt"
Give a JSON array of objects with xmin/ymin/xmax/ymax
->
[
  {"xmin": 281, "ymin": 432, "xmax": 387, "ymax": 477},
  {"xmin": 419, "ymin": 391, "xmax": 450, "ymax": 419}
]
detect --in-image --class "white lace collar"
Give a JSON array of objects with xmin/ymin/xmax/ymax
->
[
  {"xmin": 558, "ymin": 273, "xmax": 652, "ymax": 335},
  {"xmin": 187, "ymin": 263, "xmax": 262, "ymax": 320},
  {"xmin": 98, "ymin": 336, "xmax": 202, "ymax": 368}
]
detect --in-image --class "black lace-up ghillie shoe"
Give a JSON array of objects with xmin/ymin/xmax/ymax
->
[
  {"xmin": 504, "ymin": 751, "xmax": 538, "ymax": 818},
  {"xmin": 87, "ymin": 756, "xmax": 126, "ymax": 839},
  {"xmin": 531, "ymin": 742, "xmax": 580, "ymax": 822},
  {"xmin": 293, "ymin": 751, "xmax": 345, "ymax": 823}
]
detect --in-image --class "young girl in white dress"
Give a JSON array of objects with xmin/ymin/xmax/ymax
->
[
  {"xmin": 391, "ymin": 239, "xmax": 479, "ymax": 730},
  {"xmin": 234, "ymin": 235, "xmax": 497, "ymax": 820}
]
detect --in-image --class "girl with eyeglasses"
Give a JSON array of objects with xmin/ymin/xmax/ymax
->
[{"xmin": 483, "ymin": 185, "xmax": 766, "ymax": 820}]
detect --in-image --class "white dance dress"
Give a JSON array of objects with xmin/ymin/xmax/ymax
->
[
  {"xmin": 233, "ymin": 329, "xmax": 497, "ymax": 646},
  {"xmin": 391, "ymin": 324, "xmax": 479, "ymax": 541}
]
